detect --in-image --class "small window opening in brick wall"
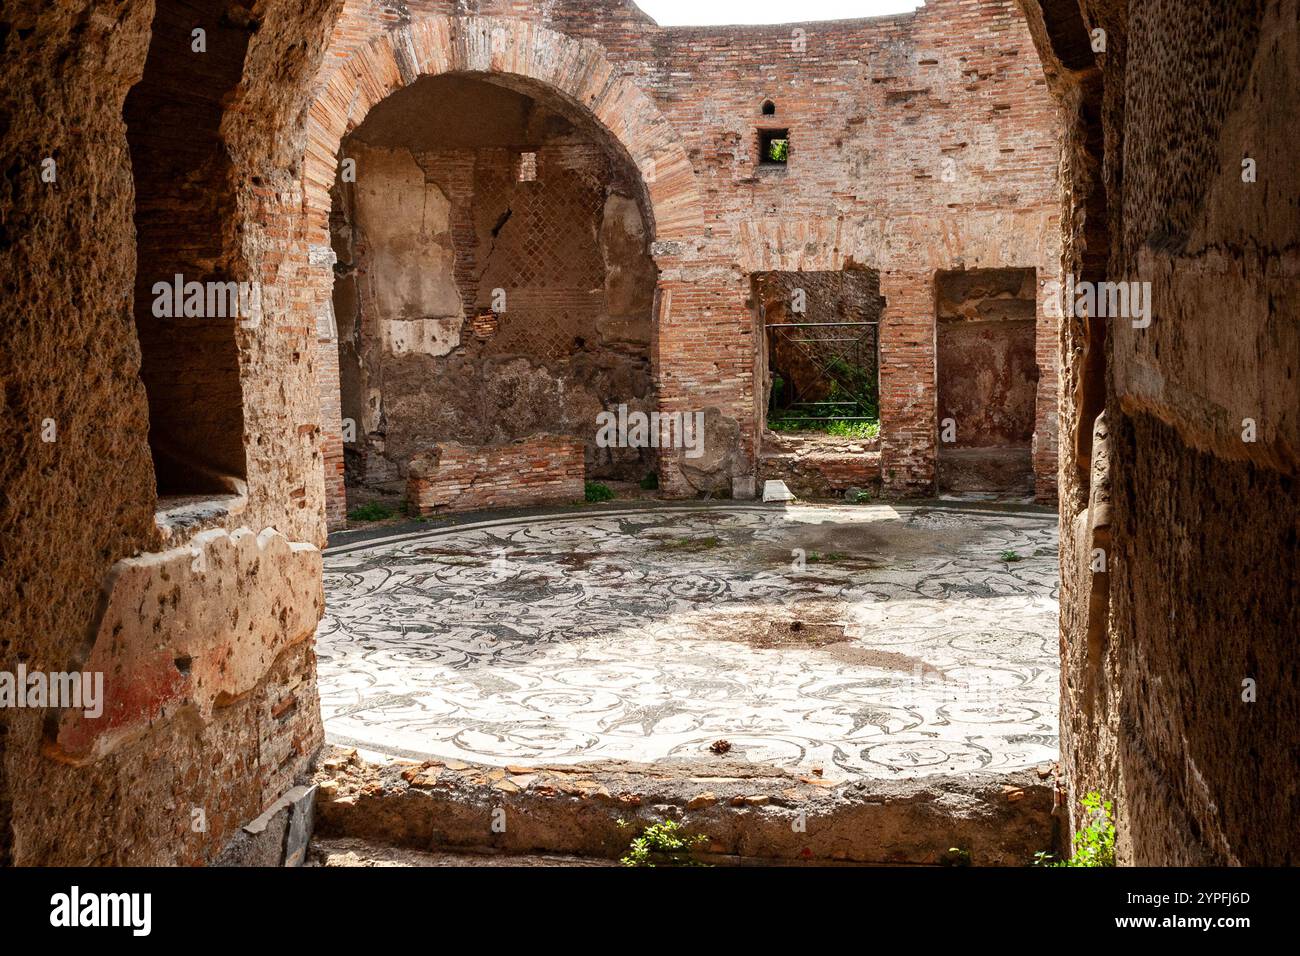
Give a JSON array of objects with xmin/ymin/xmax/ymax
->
[
  {"xmin": 518, "ymin": 151, "xmax": 537, "ymax": 182},
  {"xmin": 759, "ymin": 129, "xmax": 789, "ymax": 165},
  {"xmin": 761, "ymin": 99, "xmax": 776, "ymax": 116}
]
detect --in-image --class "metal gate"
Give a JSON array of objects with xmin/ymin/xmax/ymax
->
[{"xmin": 762, "ymin": 305, "xmax": 880, "ymax": 426}]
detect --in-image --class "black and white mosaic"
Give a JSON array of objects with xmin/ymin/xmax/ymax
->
[{"xmin": 318, "ymin": 503, "xmax": 1059, "ymax": 779}]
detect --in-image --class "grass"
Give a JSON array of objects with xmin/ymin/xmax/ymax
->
[
  {"xmin": 660, "ymin": 536, "xmax": 720, "ymax": 552},
  {"xmin": 584, "ymin": 481, "xmax": 615, "ymax": 503},
  {"xmin": 347, "ymin": 502, "xmax": 395, "ymax": 522},
  {"xmin": 999, "ymin": 549, "xmax": 1022, "ymax": 562},
  {"xmin": 806, "ymin": 551, "xmax": 847, "ymax": 564},
  {"xmin": 769, "ymin": 417, "xmax": 880, "ymax": 440}
]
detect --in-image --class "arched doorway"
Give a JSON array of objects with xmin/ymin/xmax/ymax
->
[
  {"xmin": 328, "ymin": 71, "xmax": 660, "ymax": 516},
  {"xmin": 302, "ymin": 16, "xmax": 707, "ymax": 526}
]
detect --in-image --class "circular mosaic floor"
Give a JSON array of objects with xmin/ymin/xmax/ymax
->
[{"xmin": 317, "ymin": 502, "xmax": 1059, "ymax": 779}]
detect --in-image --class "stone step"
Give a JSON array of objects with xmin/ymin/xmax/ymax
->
[{"xmin": 311, "ymin": 749, "xmax": 1060, "ymax": 867}]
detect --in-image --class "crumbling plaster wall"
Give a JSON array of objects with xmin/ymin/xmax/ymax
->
[
  {"xmin": 308, "ymin": 0, "xmax": 1064, "ymax": 514},
  {"xmin": 1022, "ymin": 0, "xmax": 1299, "ymax": 864},
  {"xmin": 1, "ymin": 0, "xmax": 343, "ymax": 865},
  {"xmin": 332, "ymin": 79, "xmax": 658, "ymax": 494}
]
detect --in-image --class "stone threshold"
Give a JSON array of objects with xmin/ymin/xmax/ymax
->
[{"xmin": 311, "ymin": 746, "xmax": 1062, "ymax": 867}]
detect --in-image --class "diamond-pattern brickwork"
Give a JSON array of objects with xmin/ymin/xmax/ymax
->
[{"xmin": 473, "ymin": 146, "xmax": 611, "ymax": 362}]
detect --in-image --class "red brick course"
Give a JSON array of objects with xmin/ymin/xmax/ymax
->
[{"xmin": 406, "ymin": 435, "xmax": 586, "ymax": 515}]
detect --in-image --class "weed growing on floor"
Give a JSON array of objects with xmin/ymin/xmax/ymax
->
[
  {"xmin": 584, "ymin": 481, "xmax": 615, "ymax": 503},
  {"xmin": 1034, "ymin": 791, "xmax": 1116, "ymax": 867},
  {"xmin": 617, "ymin": 818, "xmax": 710, "ymax": 867},
  {"xmin": 659, "ymin": 536, "xmax": 720, "ymax": 552},
  {"xmin": 999, "ymin": 549, "xmax": 1022, "ymax": 562},
  {"xmin": 806, "ymin": 551, "xmax": 847, "ymax": 564},
  {"xmin": 348, "ymin": 502, "xmax": 395, "ymax": 522}
]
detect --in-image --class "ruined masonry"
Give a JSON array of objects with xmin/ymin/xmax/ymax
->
[{"xmin": 1, "ymin": 0, "xmax": 1295, "ymax": 868}]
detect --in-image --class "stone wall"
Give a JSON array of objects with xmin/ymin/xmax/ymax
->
[
  {"xmin": 407, "ymin": 435, "xmax": 585, "ymax": 515},
  {"xmin": 1022, "ymin": 0, "xmax": 1300, "ymax": 864},
  {"xmin": 0, "ymin": 0, "xmax": 342, "ymax": 865}
]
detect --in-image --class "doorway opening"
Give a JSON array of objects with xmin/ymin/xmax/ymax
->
[
  {"xmin": 935, "ymin": 268, "xmax": 1039, "ymax": 498},
  {"xmin": 123, "ymin": 0, "xmax": 250, "ymax": 506},
  {"xmin": 753, "ymin": 269, "xmax": 883, "ymax": 498},
  {"xmin": 328, "ymin": 73, "xmax": 660, "ymax": 523}
]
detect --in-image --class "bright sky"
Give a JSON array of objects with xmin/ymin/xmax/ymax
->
[{"xmin": 633, "ymin": 0, "xmax": 924, "ymax": 26}]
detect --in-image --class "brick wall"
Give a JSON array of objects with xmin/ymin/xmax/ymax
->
[
  {"xmin": 760, "ymin": 433, "xmax": 883, "ymax": 499},
  {"xmin": 306, "ymin": 0, "xmax": 1063, "ymax": 510},
  {"xmin": 318, "ymin": 317, "xmax": 347, "ymax": 529},
  {"xmin": 407, "ymin": 435, "xmax": 585, "ymax": 515}
]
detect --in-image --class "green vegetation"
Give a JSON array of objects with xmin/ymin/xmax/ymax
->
[
  {"xmin": 769, "ymin": 417, "xmax": 880, "ymax": 439},
  {"xmin": 766, "ymin": 137, "xmax": 789, "ymax": 163},
  {"xmin": 806, "ymin": 551, "xmax": 847, "ymax": 564},
  {"xmin": 618, "ymin": 818, "xmax": 709, "ymax": 867},
  {"xmin": 999, "ymin": 549, "xmax": 1022, "ymax": 563},
  {"xmin": 768, "ymin": 417, "xmax": 881, "ymax": 438},
  {"xmin": 639, "ymin": 472, "xmax": 659, "ymax": 491},
  {"xmin": 1035, "ymin": 792, "xmax": 1116, "ymax": 867},
  {"xmin": 584, "ymin": 481, "xmax": 615, "ymax": 503},
  {"xmin": 661, "ymin": 536, "xmax": 720, "ymax": 552},
  {"xmin": 767, "ymin": 359, "xmax": 879, "ymax": 438},
  {"xmin": 347, "ymin": 502, "xmax": 395, "ymax": 522}
]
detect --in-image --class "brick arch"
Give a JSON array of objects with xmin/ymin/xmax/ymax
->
[
  {"xmin": 305, "ymin": 15, "xmax": 706, "ymax": 529},
  {"xmin": 302, "ymin": 15, "xmax": 704, "ymax": 246}
]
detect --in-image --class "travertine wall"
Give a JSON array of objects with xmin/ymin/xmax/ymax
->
[
  {"xmin": 1021, "ymin": 0, "xmax": 1299, "ymax": 864},
  {"xmin": 1, "ymin": 0, "xmax": 342, "ymax": 865}
]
